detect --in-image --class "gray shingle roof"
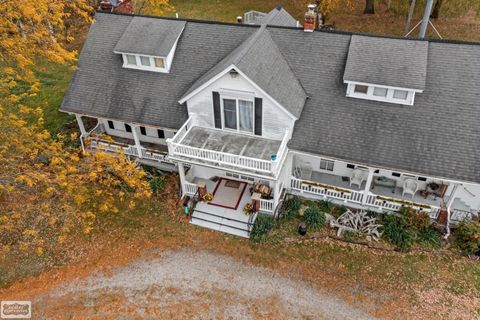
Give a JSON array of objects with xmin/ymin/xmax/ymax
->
[
  {"xmin": 245, "ymin": 7, "xmax": 298, "ymax": 27},
  {"xmin": 114, "ymin": 16, "xmax": 186, "ymax": 56},
  {"xmin": 268, "ymin": 28, "xmax": 480, "ymax": 183},
  {"xmin": 61, "ymin": 13, "xmax": 257, "ymax": 129},
  {"xmin": 62, "ymin": 12, "xmax": 480, "ymax": 183},
  {"xmin": 344, "ymin": 35, "xmax": 428, "ymax": 90},
  {"xmin": 180, "ymin": 25, "xmax": 307, "ymax": 118}
]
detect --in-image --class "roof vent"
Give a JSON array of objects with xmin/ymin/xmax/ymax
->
[{"xmin": 304, "ymin": 4, "xmax": 317, "ymax": 32}]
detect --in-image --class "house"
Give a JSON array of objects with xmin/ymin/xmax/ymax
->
[{"xmin": 61, "ymin": 6, "xmax": 480, "ymax": 238}]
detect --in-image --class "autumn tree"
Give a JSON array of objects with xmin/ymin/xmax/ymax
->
[
  {"xmin": 0, "ymin": 0, "xmax": 154, "ymax": 256},
  {"xmin": 311, "ymin": 0, "xmax": 353, "ymax": 24},
  {"xmin": 132, "ymin": 0, "xmax": 174, "ymax": 15}
]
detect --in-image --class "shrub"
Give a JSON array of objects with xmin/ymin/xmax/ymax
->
[
  {"xmin": 399, "ymin": 207, "xmax": 430, "ymax": 231},
  {"xmin": 148, "ymin": 175, "xmax": 166, "ymax": 195},
  {"xmin": 303, "ymin": 205, "xmax": 326, "ymax": 230},
  {"xmin": 330, "ymin": 205, "xmax": 348, "ymax": 218},
  {"xmin": 454, "ymin": 221, "xmax": 480, "ymax": 255},
  {"xmin": 283, "ymin": 196, "xmax": 301, "ymax": 219},
  {"xmin": 250, "ymin": 215, "xmax": 273, "ymax": 242},
  {"xmin": 382, "ymin": 214, "xmax": 415, "ymax": 251},
  {"xmin": 317, "ymin": 200, "xmax": 331, "ymax": 213},
  {"xmin": 418, "ymin": 227, "xmax": 442, "ymax": 248}
]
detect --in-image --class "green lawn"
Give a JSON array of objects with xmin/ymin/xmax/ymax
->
[{"xmin": 22, "ymin": 60, "xmax": 75, "ymax": 134}]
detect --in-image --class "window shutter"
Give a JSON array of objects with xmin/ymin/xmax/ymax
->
[
  {"xmin": 254, "ymin": 97, "xmax": 262, "ymax": 136},
  {"xmin": 212, "ymin": 91, "xmax": 221, "ymax": 129}
]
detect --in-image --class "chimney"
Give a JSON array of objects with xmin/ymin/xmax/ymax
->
[
  {"xmin": 236, "ymin": 16, "xmax": 243, "ymax": 24},
  {"xmin": 304, "ymin": 4, "xmax": 317, "ymax": 32}
]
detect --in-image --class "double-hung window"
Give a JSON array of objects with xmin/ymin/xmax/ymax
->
[{"xmin": 222, "ymin": 98, "xmax": 254, "ymax": 134}]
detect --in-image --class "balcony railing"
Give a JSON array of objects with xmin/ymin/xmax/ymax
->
[
  {"xmin": 167, "ymin": 117, "xmax": 289, "ymax": 176},
  {"xmin": 291, "ymin": 177, "xmax": 440, "ymax": 218}
]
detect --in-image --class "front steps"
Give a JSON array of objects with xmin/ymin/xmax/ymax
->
[{"xmin": 190, "ymin": 209, "xmax": 256, "ymax": 238}]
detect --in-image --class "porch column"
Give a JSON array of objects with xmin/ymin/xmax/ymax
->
[
  {"xmin": 361, "ymin": 168, "xmax": 375, "ymax": 205},
  {"xmin": 273, "ymin": 180, "xmax": 281, "ymax": 211},
  {"xmin": 178, "ymin": 162, "xmax": 187, "ymax": 196},
  {"xmin": 131, "ymin": 125, "xmax": 143, "ymax": 158},
  {"xmin": 75, "ymin": 114, "xmax": 87, "ymax": 136}
]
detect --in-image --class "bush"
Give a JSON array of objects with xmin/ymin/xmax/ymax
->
[
  {"xmin": 419, "ymin": 227, "xmax": 442, "ymax": 248},
  {"xmin": 283, "ymin": 196, "xmax": 301, "ymax": 219},
  {"xmin": 149, "ymin": 176, "xmax": 166, "ymax": 195},
  {"xmin": 454, "ymin": 221, "xmax": 480, "ymax": 255},
  {"xmin": 399, "ymin": 207, "xmax": 430, "ymax": 231},
  {"xmin": 382, "ymin": 214, "xmax": 415, "ymax": 251},
  {"xmin": 303, "ymin": 205, "xmax": 326, "ymax": 230},
  {"xmin": 317, "ymin": 200, "xmax": 331, "ymax": 213},
  {"xmin": 330, "ymin": 205, "xmax": 348, "ymax": 218},
  {"xmin": 250, "ymin": 215, "xmax": 273, "ymax": 242},
  {"xmin": 343, "ymin": 230, "xmax": 360, "ymax": 242}
]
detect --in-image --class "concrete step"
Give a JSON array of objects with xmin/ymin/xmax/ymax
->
[{"xmin": 190, "ymin": 209, "xmax": 253, "ymax": 238}]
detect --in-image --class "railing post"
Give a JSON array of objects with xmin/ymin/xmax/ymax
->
[
  {"xmin": 178, "ymin": 162, "xmax": 187, "ymax": 197},
  {"xmin": 362, "ymin": 168, "xmax": 375, "ymax": 205},
  {"xmin": 131, "ymin": 125, "xmax": 143, "ymax": 158}
]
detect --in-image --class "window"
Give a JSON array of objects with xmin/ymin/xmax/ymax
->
[
  {"xmin": 140, "ymin": 56, "xmax": 151, "ymax": 67},
  {"xmin": 154, "ymin": 57, "xmax": 165, "ymax": 68},
  {"xmin": 346, "ymin": 164, "xmax": 355, "ymax": 169},
  {"xmin": 418, "ymin": 177, "xmax": 427, "ymax": 181},
  {"xmin": 157, "ymin": 129, "xmax": 165, "ymax": 139},
  {"xmin": 107, "ymin": 120, "xmax": 115, "ymax": 130},
  {"xmin": 124, "ymin": 124, "xmax": 132, "ymax": 133},
  {"xmin": 393, "ymin": 89, "xmax": 408, "ymax": 100},
  {"xmin": 140, "ymin": 126, "xmax": 146, "ymax": 135},
  {"xmin": 354, "ymin": 85, "xmax": 368, "ymax": 94},
  {"xmin": 126, "ymin": 54, "xmax": 136, "ymax": 65},
  {"xmin": 373, "ymin": 87, "xmax": 388, "ymax": 97},
  {"xmin": 222, "ymin": 98, "xmax": 254, "ymax": 133},
  {"xmin": 320, "ymin": 159, "xmax": 334, "ymax": 171},
  {"xmin": 392, "ymin": 172, "xmax": 401, "ymax": 177},
  {"xmin": 223, "ymin": 99, "xmax": 237, "ymax": 130}
]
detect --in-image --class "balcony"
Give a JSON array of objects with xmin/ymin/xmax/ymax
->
[{"xmin": 167, "ymin": 117, "xmax": 289, "ymax": 178}]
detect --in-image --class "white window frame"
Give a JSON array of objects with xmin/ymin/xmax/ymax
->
[
  {"xmin": 345, "ymin": 81, "xmax": 420, "ymax": 106},
  {"xmin": 319, "ymin": 159, "xmax": 334, "ymax": 171},
  {"xmin": 219, "ymin": 92, "xmax": 255, "ymax": 135},
  {"xmin": 120, "ymin": 53, "xmax": 168, "ymax": 73}
]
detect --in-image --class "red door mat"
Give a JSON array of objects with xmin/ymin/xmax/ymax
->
[{"xmin": 208, "ymin": 178, "xmax": 247, "ymax": 210}]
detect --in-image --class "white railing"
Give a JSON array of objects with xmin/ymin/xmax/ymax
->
[
  {"xmin": 272, "ymin": 129, "xmax": 289, "ymax": 173},
  {"xmin": 291, "ymin": 177, "xmax": 440, "ymax": 217},
  {"xmin": 141, "ymin": 148, "xmax": 172, "ymax": 163},
  {"xmin": 291, "ymin": 177, "xmax": 364, "ymax": 204},
  {"xmin": 169, "ymin": 142, "xmax": 273, "ymax": 174},
  {"xmin": 259, "ymin": 199, "xmax": 274, "ymax": 213},
  {"xmin": 170, "ymin": 117, "xmax": 193, "ymax": 144},
  {"xmin": 183, "ymin": 181, "xmax": 198, "ymax": 196},
  {"xmin": 90, "ymin": 138, "xmax": 139, "ymax": 157},
  {"xmin": 451, "ymin": 209, "xmax": 474, "ymax": 222}
]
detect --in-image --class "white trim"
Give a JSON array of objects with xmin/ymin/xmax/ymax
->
[
  {"xmin": 178, "ymin": 64, "xmax": 298, "ymax": 121},
  {"xmin": 219, "ymin": 93, "xmax": 255, "ymax": 135},
  {"xmin": 120, "ymin": 53, "xmax": 168, "ymax": 73},
  {"xmin": 344, "ymin": 80, "xmax": 424, "ymax": 93},
  {"xmin": 345, "ymin": 82, "xmax": 416, "ymax": 106}
]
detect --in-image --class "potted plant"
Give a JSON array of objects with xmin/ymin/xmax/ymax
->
[
  {"xmin": 243, "ymin": 203, "xmax": 254, "ymax": 215},
  {"xmin": 202, "ymin": 192, "xmax": 213, "ymax": 202}
]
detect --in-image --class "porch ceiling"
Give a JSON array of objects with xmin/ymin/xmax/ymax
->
[{"xmin": 180, "ymin": 126, "xmax": 281, "ymax": 161}]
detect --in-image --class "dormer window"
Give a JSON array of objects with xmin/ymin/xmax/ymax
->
[
  {"xmin": 346, "ymin": 82, "xmax": 417, "ymax": 106},
  {"xmin": 113, "ymin": 17, "xmax": 186, "ymax": 74},
  {"xmin": 121, "ymin": 54, "xmax": 167, "ymax": 72}
]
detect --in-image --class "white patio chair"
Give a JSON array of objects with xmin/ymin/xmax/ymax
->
[
  {"xmin": 293, "ymin": 163, "xmax": 312, "ymax": 180},
  {"xmin": 349, "ymin": 169, "xmax": 366, "ymax": 188},
  {"xmin": 402, "ymin": 179, "xmax": 419, "ymax": 198}
]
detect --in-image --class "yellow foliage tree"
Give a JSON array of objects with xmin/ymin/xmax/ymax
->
[
  {"xmin": 133, "ymin": 0, "xmax": 174, "ymax": 16},
  {"xmin": 0, "ymin": 0, "xmax": 153, "ymax": 256},
  {"xmin": 307, "ymin": 0, "xmax": 353, "ymax": 24}
]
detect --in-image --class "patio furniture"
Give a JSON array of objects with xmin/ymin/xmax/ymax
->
[
  {"xmin": 251, "ymin": 182, "xmax": 271, "ymax": 198},
  {"xmin": 293, "ymin": 163, "xmax": 312, "ymax": 180},
  {"xmin": 349, "ymin": 169, "xmax": 366, "ymax": 188},
  {"xmin": 402, "ymin": 179, "xmax": 419, "ymax": 198},
  {"xmin": 372, "ymin": 176, "xmax": 397, "ymax": 193}
]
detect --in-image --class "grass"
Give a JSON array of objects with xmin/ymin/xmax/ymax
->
[
  {"xmin": 169, "ymin": 0, "xmax": 480, "ymax": 42},
  {"xmin": 22, "ymin": 60, "xmax": 75, "ymax": 133}
]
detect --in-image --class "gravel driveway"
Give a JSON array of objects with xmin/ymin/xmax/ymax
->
[{"xmin": 33, "ymin": 249, "xmax": 377, "ymax": 319}]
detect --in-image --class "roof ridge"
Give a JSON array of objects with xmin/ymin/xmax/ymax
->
[{"xmin": 95, "ymin": 11, "xmax": 480, "ymax": 46}]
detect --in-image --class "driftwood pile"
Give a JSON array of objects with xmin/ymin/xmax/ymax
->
[{"xmin": 330, "ymin": 209, "xmax": 382, "ymax": 241}]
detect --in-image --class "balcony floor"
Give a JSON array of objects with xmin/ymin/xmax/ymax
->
[
  {"xmin": 307, "ymin": 171, "xmax": 442, "ymax": 207},
  {"xmin": 180, "ymin": 127, "xmax": 281, "ymax": 161}
]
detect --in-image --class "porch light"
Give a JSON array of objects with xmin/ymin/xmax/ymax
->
[{"xmin": 229, "ymin": 68, "xmax": 239, "ymax": 78}]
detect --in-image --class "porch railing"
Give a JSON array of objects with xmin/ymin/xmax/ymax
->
[
  {"xmin": 259, "ymin": 199, "xmax": 274, "ymax": 213},
  {"xmin": 183, "ymin": 181, "xmax": 198, "ymax": 196},
  {"xmin": 291, "ymin": 177, "xmax": 364, "ymax": 204},
  {"xmin": 291, "ymin": 177, "xmax": 440, "ymax": 218},
  {"xmin": 89, "ymin": 138, "xmax": 139, "ymax": 157},
  {"xmin": 451, "ymin": 209, "xmax": 474, "ymax": 222}
]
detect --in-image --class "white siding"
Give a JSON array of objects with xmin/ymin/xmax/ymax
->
[{"xmin": 185, "ymin": 72, "xmax": 295, "ymax": 140}]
